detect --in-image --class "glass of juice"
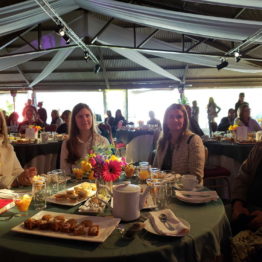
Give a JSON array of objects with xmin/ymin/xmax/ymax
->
[{"xmin": 14, "ymin": 193, "xmax": 32, "ymax": 216}]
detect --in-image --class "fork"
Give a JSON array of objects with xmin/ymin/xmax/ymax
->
[
  {"xmin": 0, "ymin": 213, "xmax": 22, "ymax": 221},
  {"xmin": 159, "ymin": 213, "xmax": 175, "ymax": 231}
]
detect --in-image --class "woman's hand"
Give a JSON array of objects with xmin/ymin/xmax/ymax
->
[
  {"xmin": 248, "ymin": 210, "xmax": 262, "ymax": 230},
  {"xmin": 18, "ymin": 167, "xmax": 37, "ymax": 186},
  {"xmin": 231, "ymin": 201, "xmax": 250, "ymax": 221}
]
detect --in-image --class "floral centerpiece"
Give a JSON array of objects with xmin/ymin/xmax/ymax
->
[
  {"xmin": 228, "ymin": 125, "xmax": 239, "ymax": 131},
  {"xmin": 73, "ymin": 145, "xmax": 127, "ymax": 183},
  {"xmin": 25, "ymin": 125, "xmax": 42, "ymax": 139}
]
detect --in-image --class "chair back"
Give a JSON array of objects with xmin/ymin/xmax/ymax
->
[{"xmin": 126, "ymin": 135, "xmax": 154, "ymax": 163}]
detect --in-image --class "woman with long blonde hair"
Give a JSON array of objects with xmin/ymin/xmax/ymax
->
[
  {"xmin": 153, "ymin": 104, "xmax": 205, "ymax": 182},
  {"xmin": 60, "ymin": 103, "xmax": 109, "ymax": 174},
  {"xmin": 0, "ymin": 111, "xmax": 37, "ymax": 188}
]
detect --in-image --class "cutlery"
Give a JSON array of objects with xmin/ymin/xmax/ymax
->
[
  {"xmin": 0, "ymin": 213, "xmax": 22, "ymax": 221},
  {"xmin": 159, "ymin": 213, "xmax": 175, "ymax": 231}
]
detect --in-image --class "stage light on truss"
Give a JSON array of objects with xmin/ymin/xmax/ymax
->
[
  {"xmin": 55, "ymin": 24, "xmax": 66, "ymax": 36},
  {"xmin": 94, "ymin": 64, "xmax": 101, "ymax": 73},
  {"xmin": 234, "ymin": 51, "xmax": 241, "ymax": 62},
  {"xmin": 62, "ymin": 34, "xmax": 70, "ymax": 44},
  {"xmin": 216, "ymin": 59, "xmax": 228, "ymax": 70},
  {"xmin": 84, "ymin": 51, "xmax": 89, "ymax": 62}
]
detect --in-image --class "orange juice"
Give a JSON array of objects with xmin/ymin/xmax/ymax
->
[
  {"xmin": 124, "ymin": 165, "xmax": 135, "ymax": 178},
  {"xmin": 15, "ymin": 194, "xmax": 32, "ymax": 212},
  {"xmin": 139, "ymin": 169, "xmax": 150, "ymax": 180}
]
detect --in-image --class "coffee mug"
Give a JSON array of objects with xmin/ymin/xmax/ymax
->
[{"xmin": 181, "ymin": 175, "xmax": 198, "ymax": 190}]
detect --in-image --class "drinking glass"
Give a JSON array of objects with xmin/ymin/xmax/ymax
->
[
  {"xmin": 147, "ymin": 179, "xmax": 167, "ymax": 210},
  {"xmin": 32, "ymin": 177, "xmax": 46, "ymax": 210},
  {"xmin": 13, "ymin": 193, "xmax": 32, "ymax": 216},
  {"xmin": 53, "ymin": 169, "xmax": 67, "ymax": 191},
  {"xmin": 138, "ymin": 165, "xmax": 150, "ymax": 183}
]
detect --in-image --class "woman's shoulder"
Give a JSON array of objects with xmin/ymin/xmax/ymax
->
[
  {"xmin": 94, "ymin": 133, "xmax": 109, "ymax": 145},
  {"xmin": 183, "ymin": 131, "xmax": 203, "ymax": 144}
]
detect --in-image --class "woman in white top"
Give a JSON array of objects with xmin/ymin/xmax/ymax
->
[
  {"xmin": 0, "ymin": 111, "xmax": 37, "ymax": 189},
  {"xmin": 60, "ymin": 103, "xmax": 109, "ymax": 174},
  {"xmin": 234, "ymin": 104, "xmax": 261, "ymax": 132}
]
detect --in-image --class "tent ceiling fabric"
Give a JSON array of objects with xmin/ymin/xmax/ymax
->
[{"xmin": 0, "ymin": 0, "xmax": 262, "ymax": 91}]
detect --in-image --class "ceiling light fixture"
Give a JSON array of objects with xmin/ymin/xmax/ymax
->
[
  {"xmin": 62, "ymin": 34, "xmax": 70, "ymax": 44},
  {"xmin": 216, "ymin": 59, "xmax": 228, "ymax": 70}
]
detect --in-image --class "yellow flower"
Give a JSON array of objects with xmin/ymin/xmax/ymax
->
[
  {"xmin": 109, "ymin": 155, "xmax": 120, "ymax": 161},
  {"xmin": 80, "ymin": 160, "xmax": 92, "ymax": 172},
  {"xmin": 88, "ymin": 171, "xmax": 95, "ymax": 180}
]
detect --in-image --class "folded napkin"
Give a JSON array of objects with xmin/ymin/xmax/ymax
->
[
  {"xmin": 175, "ymin": 190, "xmax": 219, "ymax": 203},
  {"xmin": 0, "ymin": 189, "xmax": 16, "ymax": 199},
  {"xmin": 148, "ymin": 209, "xmax": 190, "ymax": 236}
]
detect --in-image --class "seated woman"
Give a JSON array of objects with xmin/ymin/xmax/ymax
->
[
  {"xmin": 18, "ymin": 106, "xmax": 44, "ymax": 134},
  {"xmin": 50, "ymin": 110, "xmax": 63, "ymax": 128},
  {"xmin": 153, "ymin": 104, "xmax": 205, "ymax": 182},
  {"xmin": 234, "ymin": 103, "xmax": 261, "ymax": 132},
  {"xmin": 231, "ymin": 142, "xmax": 262, "ymax": 260},
  {"xmin": 7, "ymin": 112, "xmax": 19, "ymax": 133},
  {"xmin": 0, "ymin": 111, "xmax": 37, "ymax": 188},
  {"xmin": 57, "ymin": 110, "xmax": 71, "ymax": 134},
  {"xmin": 60, "ymin": 103, "xmax": 109, "ymax": 174}
]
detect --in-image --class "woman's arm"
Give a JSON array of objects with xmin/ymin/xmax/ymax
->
[
  {"xmin": 60, "ymin": 140, "xmax": 72, "ymax": 175},
  {"xmin": 188, "ymin": 135, "xmax": 205, "ymax": 182}
]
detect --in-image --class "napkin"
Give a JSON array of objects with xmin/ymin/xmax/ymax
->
[
  {"xmin": 148, "ymin": 209, "xmax": 190, "ymax": 236},
  {"xmin": 175, "ymin": 190, "xmax": 219, "ymax": 203},
  {"xmin": 0, "ymin": 189, "xmax": 16, "ymax": 199}
]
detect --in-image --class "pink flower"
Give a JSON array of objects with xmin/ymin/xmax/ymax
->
[
  {"xmin": 102, "ymin": 160, "xmax": 122, "ymax": 182},
  {"xmin": 121, "ymin": 157, "xmax": 127, "ymax": 166},
  {"xmin": 89, "ymin": 157, "xmax": 96, "ymax": 166}
]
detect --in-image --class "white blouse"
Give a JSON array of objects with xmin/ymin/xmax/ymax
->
[
  {"xmin": 60, "ymin": 133, "xmax": 109, "ymax": 175},
  {"xmin": 0, "ymin": 138, "xmax": 24, "ymax": 189}
]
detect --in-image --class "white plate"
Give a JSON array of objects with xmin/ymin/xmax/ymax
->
[
  {"xmin": 78, "ymin": 195, "xmax": 111, "ymax": 214},
  {"xmin": 11, "ymin": 210, "xmax": 120, "ymax": 243},
  {"xmin": 173, "ymin": 183, "xmax": 203, "ymax": 192},
  {"xmin": 46, "ymin": 183, "xmax": 96, "ymax": 206},
  {"xmin": 144, "ymin": 217, "xmax": 190, "ymax": 237},
  {"xmin": 175, "ymin": 191, "xmax": 218, "ymax": 204}
]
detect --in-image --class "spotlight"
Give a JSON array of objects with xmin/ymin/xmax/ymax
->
[
  {"xmin": 234, "ymin": 51, "xmax": 241, "ymax": 63},
  {"xmin": 55, "ymin": 24, "xmax": 66, "ymax": 36},
  {"xmin": 235, "ymin": 56, "xmax": 241, "ymax": 63},
  {"xmin": 216, "ymin": 59, "xmax": 228, "ymax": 70},
  {"xmin": 84, "ymin": 51, "xmax": 89, "ymax": 62},
  {"xmin": 94, "ymin": 64, "xmax": 101, "ymax": 73},
  {"xmin": 62, "ymin": 34, "xmax": 70, "ymax": 44}
]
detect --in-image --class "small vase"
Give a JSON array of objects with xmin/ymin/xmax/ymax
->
[{"xmin": 95, "ymin": 178, "xmax": 112, "ymax": 197}]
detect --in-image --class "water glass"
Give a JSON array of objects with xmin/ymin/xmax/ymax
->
[
  {"xmin": 50, "ymin": 169, "xmax": 67, "ymax": 192},
  {"xmin": 153, "ymin": 182, "xmax": 167, "ymax": 210},
  {"xmin": 32, "ymin": 177, "xmax": 46, "ymax": 210},
  {"xmin": 45, "ymin": 172, "xmax": 59, "ymax": 195}
]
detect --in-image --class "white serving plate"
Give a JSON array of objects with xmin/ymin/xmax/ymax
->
[
  {"xmin": 11, "ymin": 210, "xmax": 120, "ymax": 243},
  {"xmin": 46, "ymin": 183, "xmax": 96, "ymax": 206},
  {"xmin": 175, "ymin": 190, "xmax": 218, "ymax": 204},
  {"xmin": 144, "ymin": 217, "xmax": 190, "ymax": 237}
]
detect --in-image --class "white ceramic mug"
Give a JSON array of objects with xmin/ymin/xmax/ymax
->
[{"xmin": 181, "ymin": 175, "xmax": 198, "ymax": 191}]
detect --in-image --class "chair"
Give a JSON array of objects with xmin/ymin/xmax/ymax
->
[
  {"xmin": 204, "ymin": 147, "xmax": 231, "ymax": 201},
  {"xmin": 126, "ymin": 135, "xmax": 154, "ymax": 163}
]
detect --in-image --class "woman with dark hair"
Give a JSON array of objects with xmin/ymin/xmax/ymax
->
[
  {"xmin": 7, "ymin": 112, "xmax": 19, "ymax": 132},
  {"xmin": 60, "ymin": 103, "xmax": 109, "ymax": 174},
  {"xmin": 57, "ymin": 110, "xmax": 71, "ymax": 134},
  {"xmin": 113, "ymin": 109, "xmax": 126, "ymax": 129},
  {"xmin": 18, "ymin": 105, "xmax": 44, "ymax": 133},
  {"xmin": 234, "ymin": 104, "xmax": 261, "ymax": 132},
  {"xmin": 0, "ymin": 111, "xmax": 37, "ymax": 188},
  {"xmin": 153, "ymin": 104, "xmax": 205, "ymax": 182}
]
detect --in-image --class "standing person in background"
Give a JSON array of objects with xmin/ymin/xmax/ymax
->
[
  {"xmin": 37, "ymin": 102, "xmax": 47, "ymax": 124},
  {"xmin": 185, "ymin": 105, "xmax": 204, "ymax": 137},
  {"xmin": 113, "ymin": 109, "xmax": 126, "ymax": 130},
  {"xmin": 207, "ymin": 97, "xmax": 221, "ymax": 136},
  {"xmin": 217, "ymin": 108, "xmax": 236, "ymax": 132},
  {"xmin": 147, "ymin": 111, "xmax": 161, "ymax": 129},
  {"xmin": 192, "ymin": 100, "xmax": 199, "ymax": 123},
  {"xmin": 235, "ymin": 92, "xmax": 247, "ymax": 113}
]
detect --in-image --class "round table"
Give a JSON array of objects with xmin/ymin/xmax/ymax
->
[
  {"xmin": 13, "ymin": 141, "xmax": 62, "ymax": 173},
  {"xmin": 204, "ymin": 141, "xmax": 254, "ymax": 163},
  {"xmin": 0, "ymin": 193, "xmax": 231, "ymax": 262}
]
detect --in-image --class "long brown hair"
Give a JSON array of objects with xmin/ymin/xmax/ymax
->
[
  {"xmin": 158, "ymin": 104, "xmax": 189, "ymax": 151},
  {"xmin": 66, "ymin": 103, "xmax": 97, "ymax": 164},
  {"xmin": 238, "ymin": 103, "xmax": 250, "ymax": 122},
  {"xmin": 0, "ymin": 111, "xmax": 9, "ymax": 147}
]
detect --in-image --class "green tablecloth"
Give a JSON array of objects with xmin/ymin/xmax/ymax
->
[
  {"xmin": 0, "ymin": 195, "xmax": 231, "ymax": 262},
  {"xmin": 204, "ymin": 141, "xmax": 254, "ymax": 163}
]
